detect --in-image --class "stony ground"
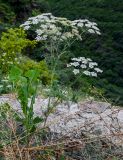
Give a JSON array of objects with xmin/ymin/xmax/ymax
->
[{"xmin": 0, "ymin": 94, "xmax": 123, "ymax": 146}]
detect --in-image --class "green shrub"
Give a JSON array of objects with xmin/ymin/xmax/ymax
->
[
  {"xmin": 18, "ymin": 57, "xmax": 52, "ymax": 85},
  {"xmin": 0, "ymin": 28, "xmax": 36, "ymax": 73}
]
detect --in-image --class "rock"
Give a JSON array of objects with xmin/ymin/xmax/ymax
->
[{"xmin": 0, "ymin": 94, "xmax": 123, "ymax": 146}]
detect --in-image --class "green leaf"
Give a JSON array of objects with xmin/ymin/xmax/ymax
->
[
  {"xmin": 33, "ymin": 117, "xmax": 44, "ymax": 124},
  {"xmin": 30, "ymin": 125, "xmax": 36, "ymax": 133},
  {"xmin": 15, "ymin": 114, "xmax": 23, "ymax": 122},
  {"xmin": 60, "ymin": 155, "xmax": 65, "ymax": 160},
  {"xmin": 19, "ymin": 76, "xmax": 27, "ymax": 86},
  {"xmin": 25, "ymin": 69, "xmax": 39, "ymax": 82},
  {"xmin": 9, "ymin": 66, "xmax": 22, "ymax": 82}
]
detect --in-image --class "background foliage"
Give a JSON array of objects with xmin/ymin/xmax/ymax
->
[{"xmin": 47, "ymin": 0, "xmax": 123, "ymax": 105}]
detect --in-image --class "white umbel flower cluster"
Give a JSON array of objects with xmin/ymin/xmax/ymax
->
[
  {"xmin": 72, "ymin": 19, "xmax": 101, "ymax": 35},
  {"xmin": 20, "ymin": 13, "xmax": 101, "ymax": 42},
  {"xmin": 67, "ymin": 57, "xmax": 103, "ymax": 77}
]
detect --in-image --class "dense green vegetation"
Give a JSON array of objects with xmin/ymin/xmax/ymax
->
[
  {"xmin": 47, "ymin": 0, "xmax": 123, "ymax": 105},
  {"xmin": 0, "ymin": 0, "xmax": 123, "ymax": 105}
]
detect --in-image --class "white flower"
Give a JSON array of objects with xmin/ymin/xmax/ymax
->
[
  {"xmin": 91, "ymin": 72, "xmax": 97, "ymax": 77},
  {"xmin": 36, "ymin": 29, "xmax": 43, "ymax": 35},
  {"xmin": 73, "ymin": 69, "xmax": 80, "ymax": 75},
  {"xmin": 96, "ymin": 31, "xmax": 101, "ymax": 35},
  {"xmin": 79, "ymin": 57, "xmax": 86, "ymax": 61},
  {"xmin": 70, "ymin": 62, "xmax": 80, "ymax": 67},
  {"xmin": 82, "ymin": 60, "xmax": 88, "ymax": 64},
  {"xmin": 32, "ymin": 19, "xmax": 39, "ymax": 24},
  {"xmin": 77, "ymin": 23, "xmax": 84, "ymax": 27},
  {"xmin": 41, "ymin": 24, "xmax": 47, "ymax": 29},
  {"xmin": 64, "ymin": 32, "xmax": 73, "ymax": 38},
  {"xmin": 59, "ymin": 20, "xmax": 69, "ymax": 26},
  {"xmin": 22, "ymin": 21, "xmax": 31, "ymax": 26},
  {"xmin": 87, "ymin": 58, "xmax": 92, "ymax": 61},
  {"xmin": 93, "ymin": 62, "xmax": 98, "ymax": 66},
  {"xmin": 89, "ymin": 62, "xmax": 95, "ymax": 68},
  {"xmin": 83, "ymin": 71, "xmax": 91, "ymax": 76},
  {"xmin": 56, "ymin": 31, "xmax": 62, "ymax": 36},
  {"xmin": 91, "ymin": 22, "xmax": 97, "ymax": 26},
  {"xmin": 67, "ymin": 64, "xmax": 71, "ymax": 67},
  {"xmin": 52, "ymin": 36, "xmax": 57, "ymax": 41},
  {"xmin": 88, "ymin": 29, "xmax": 95, "ymax": 34},
  {"xmin": 85, "ymin": 23, "xmax": 92, "ymax": 28},
  {"xmin": 89, "ymin": 62, "xmax": 98, "ymax": 67},
  {"xmin": 92, "ymin": 26, "xmax": 100, "ymax": 31},
  {"xmin": 72, "ymin": 29, "xmax": 79, "ymax": 34},
  {"xmin": 42, "ymin": 13, "xmax": 52, "ymax": 16},
  {"xmin": 35, "ymin": 36, "xmax": 42, "ymax": 41},
  {"xmin": 42, "ymin": 35, "xmax": 48, "ymax": 40},
  {"xmin": 71, "ymin": 58, "xmax": 79, "ymax": 61},
  {"xmin": 81, "ymin": 64, "xmax": 87, "ymax": 68},
  {"xmin": 61, "ymin": 35, "xmax": 67, "ymax": 40},
  {"xmin": 23, "ymin": 25, "xmax": 30, "ymax": 30},
  {"xmin": 49, "ymin": 24, "xmax": 56, "ymax": 29},
  {"xmin": 94, "ymin": 68, "xmax": 103, "ymax": 73}
]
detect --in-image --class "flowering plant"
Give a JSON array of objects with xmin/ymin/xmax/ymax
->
[{"xmin": 20, "ymin": 13, "xmax": 103, "ymax": 94}]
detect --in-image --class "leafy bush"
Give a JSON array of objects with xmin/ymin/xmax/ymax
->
[
  {"xmin": 0, "ymin": 28, "xmax": 36, "ymax": 73},
  {"xmin": 18, "ymin": 57, "xmax": 52, "ymax": 85}
]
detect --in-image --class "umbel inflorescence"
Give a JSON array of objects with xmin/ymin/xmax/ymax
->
[
  {"xmin": 67, "ymin": 57, "xmax": 103, "ymax": 77},
  {"xmin": 20, "ymin": 13, "xmax": 101, "ymax": 42},
  {"xmin": 20, "ymin": 13, "xmax": 103, "ymax": 77}
]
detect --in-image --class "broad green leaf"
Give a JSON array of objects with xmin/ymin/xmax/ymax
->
[
  {"xmin": 9, "ymin": 66, "xmax": 22, "ymax": 82},
  {"xmin": 25, "ymin": 69, "xmax": 39, "ymax": 82}
]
